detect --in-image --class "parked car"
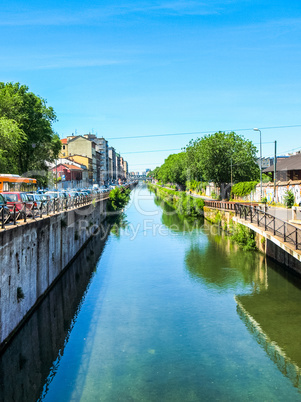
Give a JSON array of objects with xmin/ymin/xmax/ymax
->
[
  {"xmin": 0, "ymin": 193, "xmax": 11, "ymax": 223},
  {"xmin": 44, "ymin": 191, "xmax": 60, "ymax": 200},
  {"xmin": 27, "ymin": 193, "xmax": 50, "ymax": 212},
  {"xmin": 1, "ymin": 192, "xmax": 35, "ymax": 218}
]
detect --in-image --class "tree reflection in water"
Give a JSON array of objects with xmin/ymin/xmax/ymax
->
[
  {"xmin": 158, "ymin": 197, "xmax": 268, "ymax": 294},
  {"xmin": 159, "ymin": 195, "xmax": 301, "ymax": 391},
  {"xmin": 185, "ymin": 222, "xmax": 268, "ymax": 294},
  {"xmin": 109, "ymin": 212, "xmax": 129, "ymax": 238}
]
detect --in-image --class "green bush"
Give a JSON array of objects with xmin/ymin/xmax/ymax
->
[
  {"xmin": 231, "ymin": 181, "xmax": 258, "ymax": 197},
  {"xmin": 177, "ymin": 194, "xmax": 204, "ymax": 217},
  {"xmin": 186, "ymin": 180, "xmax": 208, "ymax": 193},
  {"xmin": 232, "ymin": 224, "xmax": 257, "ymax": 251},
  {"xmin": 284, "ymin": 190, "xmax": 295, "ymax": 208},
  {"xmin": 107, "ymin": 187, "xmax": 131, "ymax": 211},
  {"xmin": 150, "ymin": 185, "xmax": 204, "ymax": 217}
]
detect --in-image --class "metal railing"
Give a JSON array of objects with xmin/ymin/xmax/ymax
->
[
  {"xmin": 0, "ymin": 193, "xmax": 109, "ymax": 229},
  {"xmin": 205, "ymin": 200, "xmax": 301, "ymax": 250}
]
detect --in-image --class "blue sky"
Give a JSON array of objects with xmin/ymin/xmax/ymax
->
[{"xmin": 1, "ymin": 1, "xmax": 301, "ymax": 172}]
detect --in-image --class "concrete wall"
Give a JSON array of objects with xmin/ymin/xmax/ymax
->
[
  {"xmin": 232, "ymin": 181, "xmax": 301, "ymax": 204},
  {"xmin": 0, "ymin": 224, "xmax": 109, "ymax": 402},
  {"xmin": 0, "ymin": 198, "xmax": 107, "ymax": 347}
]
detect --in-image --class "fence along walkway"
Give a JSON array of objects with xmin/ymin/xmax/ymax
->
[
  {"xmin": 204, "ymin": 200, "xmax": 301, "ymax": 251},
  {"xmin": 0, "ymin": 193, "xmax": 109, "ymax": 230}
]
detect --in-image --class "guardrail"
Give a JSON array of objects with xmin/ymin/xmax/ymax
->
[
  {"xmin": 205, "ymin": 200, "xmax": 301, "ymax": 250},
  {"xmin": 0, "ymin": 193, "xmax": 109, "ymax": 230}
]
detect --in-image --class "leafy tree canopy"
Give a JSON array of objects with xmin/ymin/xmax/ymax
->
[
  {"xmin": 154, "ymin": 132, "xmax": 260, "ymax": 189},
  {"xmin": 0, "ymin": 82, "xmax": 61, "ymax": 175},
  {"xmin": 156, "ymin": 152, "xmax": 187, "ymax": 186},
  {"xmin": 0, "ymin": 117, "xmax": 26, "ymax": 173},
  {"xmin": 185, "ymin": 131, "xmax": 260, "ymax": 185}
]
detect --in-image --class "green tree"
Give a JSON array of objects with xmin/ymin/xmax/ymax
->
[
  {"xmin": 0, "ymin": 82, "xmax": 61, "ymax": 175},
  {"xmin": 185, "ymin": 132, "xmax": 259, "ymax": 186},
  {"xmin": 157, "ymin": 152, "xmax": 187, "ymax": 185},
  {"xmin": 0, "ymin": 117, "xmax": 26, "ymax": 173},
  {"xmin": 107, "ymin": 187, "xmax": 131, "ymax": 212}
]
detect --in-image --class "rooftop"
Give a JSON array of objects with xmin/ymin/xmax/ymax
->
[{"xmin": 264, "ymin": 153, "xmax": 301, "ymax": 172}]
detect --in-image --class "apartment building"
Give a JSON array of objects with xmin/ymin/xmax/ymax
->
[
  {"xmin": 83, "ymin": 134, "xmax": 109, "ymax": 184},
  {"xmin": 59, "ymin": 135, "xmax": 128, "ymax": 185},
  {"xmin": 67, "ymin": 136, "xmax": 99, "ymax": 184},
  {"xmin": 108, "ymin": 147, "xmax": 116, "ymax": 182}
]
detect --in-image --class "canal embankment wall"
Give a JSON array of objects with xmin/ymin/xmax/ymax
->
[
  {"xmin": 203, "ymin": 206, "xmax": 301, "ymax": 276},
  {"xmin": 0, "ymin": 224, "xmax": 109, "ymax": 402},
  {"xmin": 0, "ymin": 197, "xmax": 108, "ymax": 348}
]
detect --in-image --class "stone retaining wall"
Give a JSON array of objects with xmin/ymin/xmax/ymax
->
[{"xmin": 0, "ymin": 198, "xmax": 108, "ymax": 347}]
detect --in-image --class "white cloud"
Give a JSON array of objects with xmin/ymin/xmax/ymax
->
[
  {"xmin": 0, "ymin": 54, "xmax": 126, "ymax": 70},
  {"xmin": 0, "ymin": 2, "xmax": 221, "ymax": 26}
]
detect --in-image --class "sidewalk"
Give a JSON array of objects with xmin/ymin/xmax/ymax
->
[
  {"xmin": 186, "ymin": 191, "xmax": 213, "ymax": 201},
  {"xmin": 265, "ymin": 205, "xmax": 301, "ymax": 227},
  {"xmin": 188, "ymin": 191, "xmax": 301, "ymax": 227}
]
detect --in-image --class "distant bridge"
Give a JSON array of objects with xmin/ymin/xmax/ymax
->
[{"xmin": 129, "ymin": 174, "xmax": 150, "ymax": 180}]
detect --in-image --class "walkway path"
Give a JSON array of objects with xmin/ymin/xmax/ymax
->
[{"xmin": 188, "ymin": 191, "xmax": 301, "ymax": 225}]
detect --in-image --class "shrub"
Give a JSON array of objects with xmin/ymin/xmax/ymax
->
[
  {"xmin": 231, "ymin": 224, "xmax": 257, "ymax": 251},
  {"xmin": 186, "ymin": 180, "xmax": 208, "ymax": 193},
  {"xmin": 284, "ymin": 190, "xmax": 295, "ymax": 208},
  {"xmin": 150, "ymin": 185, "xmax": 204, "ymax": 217},
  {"xmin": 107, "ymin": 187, "xmax": 131, "ymax": 211},
  {"xmin": 231, "ymin": 181, "xmax": 258, "ymax": 198}
]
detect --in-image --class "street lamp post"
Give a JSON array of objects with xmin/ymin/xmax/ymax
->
[{"xmin": 253, "ymin": 128, "xmax": 262, "ymax": 200}]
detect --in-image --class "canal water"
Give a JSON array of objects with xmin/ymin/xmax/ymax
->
[{"xmin": 1, "ymin": 184, "xmax": 301, "ymax": 401}]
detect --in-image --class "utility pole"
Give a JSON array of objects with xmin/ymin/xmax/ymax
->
[
  {"xmin": 55, "ymin": 159, "xmax": 58, "ymax": 190},
  {"xmin": 274, "ymin": 140, "xmax": 277, "ymax": 202},
  {"xmin": 231, "ymin": 158, "xmax": 233, "ymax": 188},
  {"xmin": 254, "ymin": 128, "xmax": 262, "ymax": 199}
]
